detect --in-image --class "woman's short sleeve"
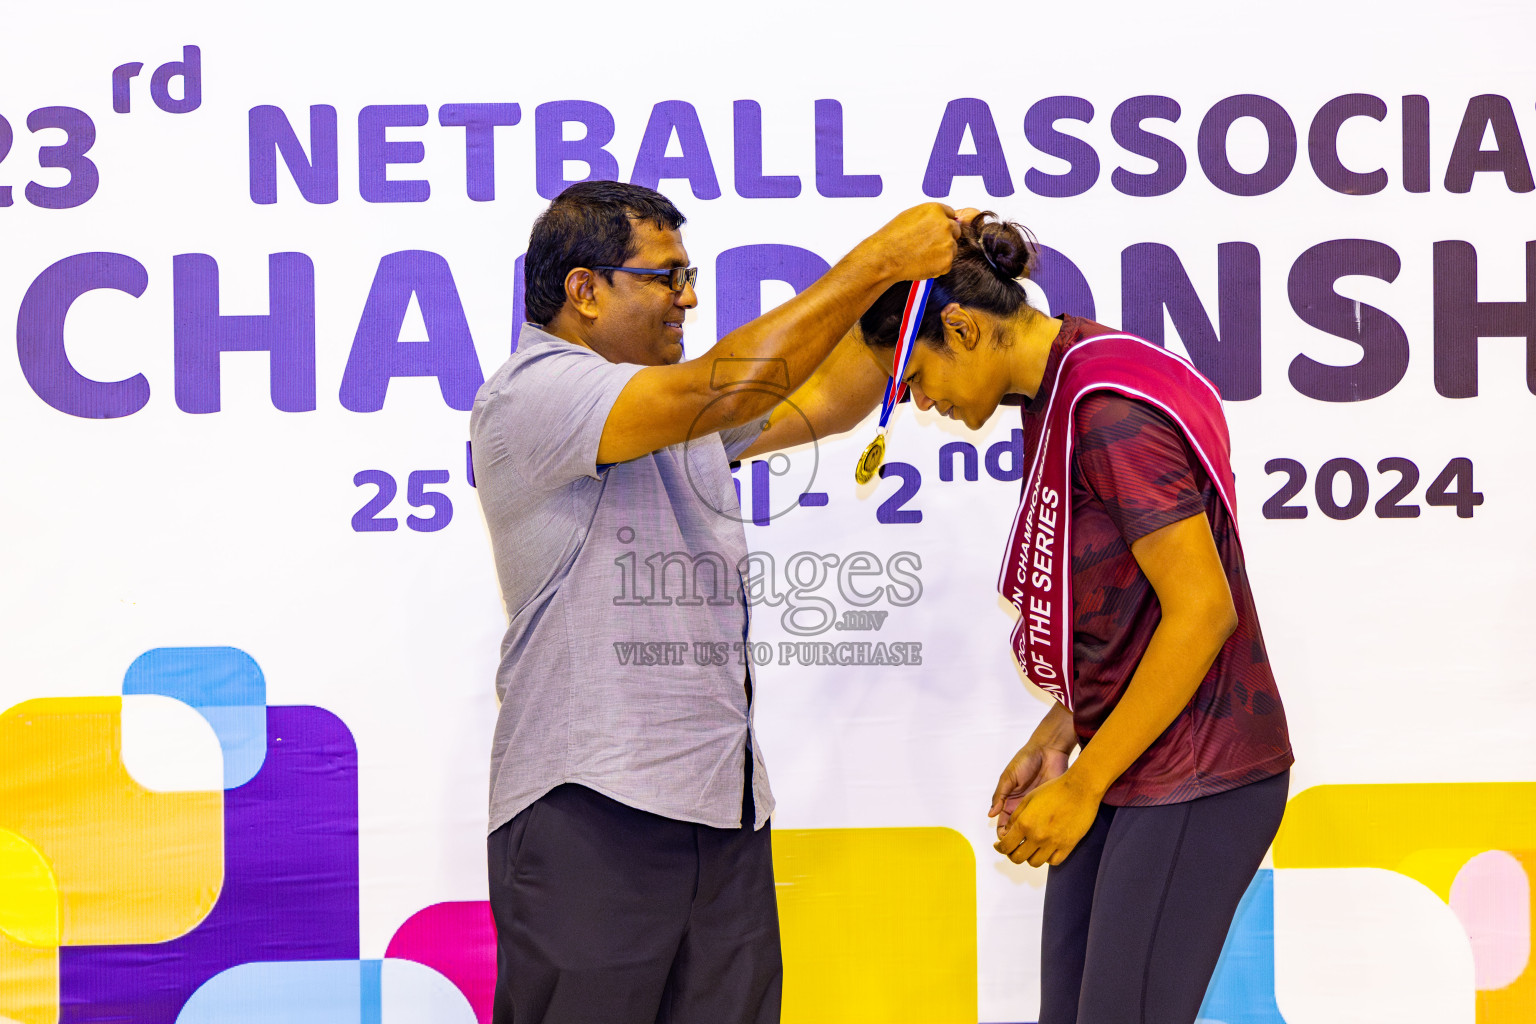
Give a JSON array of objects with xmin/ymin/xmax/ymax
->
[{"xmin": 1072, "ymin": 391, "xmax": 1206, "ymax": 546}]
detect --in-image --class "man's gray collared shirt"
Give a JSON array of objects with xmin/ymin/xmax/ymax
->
[{"xmin": 470, "ymin": 324, "xmax": 772, "ymax": 833}]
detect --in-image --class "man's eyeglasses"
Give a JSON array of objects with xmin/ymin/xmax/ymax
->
[{"xmin": 592, "ymin": 265, "xmax": 699, "ymax": 293}]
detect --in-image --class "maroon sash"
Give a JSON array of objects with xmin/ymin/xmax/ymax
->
[{"xmin": 996, "ymin": 334, "xmax": 1240, "ymax": 710}]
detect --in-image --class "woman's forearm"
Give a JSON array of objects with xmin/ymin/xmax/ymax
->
[
  {"xmin": 1066, "ymin": 602, "xmax": 1234, "ymax": 797},
  {"xmin": 1063, "ymin": 513, "xmax": 1238, "ymax": 798},
  {"xmin": 1029, "ymin": 701, "xmax": 1079, "ymax": 754}
]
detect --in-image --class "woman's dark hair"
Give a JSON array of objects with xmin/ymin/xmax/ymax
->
[
  {"xmin": 524, "ymin": 181, "xmax": 685, "ymax": 325},
  {"xmin": 859, "ymin": 212, "xmax": 1039, "ymax": 352}
]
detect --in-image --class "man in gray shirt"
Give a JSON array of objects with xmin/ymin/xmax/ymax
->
[{"xmin": 471, "ymin": 181, "xmax": 957, "ymax": 1024}]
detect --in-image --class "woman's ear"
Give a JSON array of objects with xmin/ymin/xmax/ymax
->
[{"xmin": 941, "ymin": 302, "xmax": 980, "ymax": 351}]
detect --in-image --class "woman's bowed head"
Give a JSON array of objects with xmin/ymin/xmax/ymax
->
[{"xmin": 859, "ymin": 211, "xmax": 1063, "ymax": 431}]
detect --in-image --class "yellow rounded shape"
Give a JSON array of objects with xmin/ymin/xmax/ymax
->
[
  {"xmin": 775, "ymin": 826, "xmax": 977, "ymax": 1024},
  {"xmin": 0, "ymin": 828, "xmax": 59, "ymax": 947}
]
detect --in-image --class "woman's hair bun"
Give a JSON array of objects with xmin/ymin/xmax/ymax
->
[
  {"xmin": 860, "ymin": 211, "xmax": 1038, "ymax": 346},
  {"xmin": 967, "ymin": 213, "xmax": 1037, "ymax": 281}
]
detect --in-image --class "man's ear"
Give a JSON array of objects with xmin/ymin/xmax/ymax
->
[
  {"xmin": 565, "ymin": 267, "xmax": 600, "ymax": 321},
  {"xmin": 941, "ymin": 302, "xmax": 980, "ymax": 351}
]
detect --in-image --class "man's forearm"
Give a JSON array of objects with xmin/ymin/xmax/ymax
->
[
  {"xmin": 738, "ymin": 327, "xmax": 890, "ymax": 457},
  {"xmin": 685, "ymin": 203, "xmax": 957, "ymax": 435},
  {"xmin": 693, "ymin": 244, "xmax": 899, "ymax": 427},
  {"xmin": 596, "ymin": 204, "xmax": 957, "ymax": 465}
]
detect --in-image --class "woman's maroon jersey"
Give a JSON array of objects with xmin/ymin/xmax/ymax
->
[{"xmin": 1024, "ymin": 317, "xmax": 1293, "ymax": 806}]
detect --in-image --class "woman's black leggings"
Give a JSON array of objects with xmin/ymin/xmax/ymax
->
[{"xmin": 1038, "ymin": 770, "xmax": 1290, "ymax": 1024}]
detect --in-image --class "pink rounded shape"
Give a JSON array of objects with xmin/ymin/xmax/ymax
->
[
  {"xmin": 387, "ymin": 900, "xmax": 496, "ymax": 1023},
  {"xmin": 1448, "ymin": 850, "xmax": 1530, "ymax": 991}
]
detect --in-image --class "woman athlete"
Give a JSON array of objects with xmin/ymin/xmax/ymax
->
[{"xmin": 858, "ymin": 214, "xmax": 1293, "ymax": 1024}]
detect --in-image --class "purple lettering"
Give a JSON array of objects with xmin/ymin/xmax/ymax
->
[
  {"xmin": 534, "ymin": 101, "xmax": 619, "ymax": 199},
  {"xmin": 339, "ymin": 250, "xmax": 485, "ymax": 412},
  {"xmin": 1308, "ymin": 94, "xmax": 1388, "ymax": 196},
  {"xmin": 438, "ymin": 103, "xmax": 521, "ymax": 202},
  {"xmin": 359, "ymin": 104, "xmax": 430, "ymax": 204},
  {"xmin": 17, "ymin": 253, "xmax": 150, "ymax": 418},
  {"xmin": 1121, "ymin": 242, "xmax": 1262, "ymax": 400},
  {"xmin": 630, "ymin": 100, "xmax": 721, "ymax": 200},
  {"xmin": 1444, "ymin": 94, "xmax": 1535, "ymax": 194},
  {"xmin": 1198, "ymin": 94, "xmax": 1296, "ymax": 197},
  {"xmin": 922, "ymin": 98, "xmax": 1014, "ymax": 198},
  {"xmin": 1287, "ymin": 240, "xmax": 1408, "ymax": 401},
  {"xmin": 1432, "ymin": 240, "xmax": 1536, "ymax": 398},
  {"xmin": 733, "ymin": 100, "xmax": 800, "ymax": 199},
  {"xmin": 814, "ymin": 99, "xmax": 881, "ymax": 198},
  {"xmin": 1110, "ymin": 95, "xmax": 1185, "ymax": 197},
  {"xmin": 248, "ymin": 105, "xmax": 339, "ymax": 205},
  {"xmin": 1024, "ymin": 96, "xmax": 1098, "ymax": 198},
  {"xmin": 172, "ymin": 253, "xmax": 317, "ymax": 413},
  {"xmin": 715, "ymin": 244, "xmax": 830, "ymax": 337}
]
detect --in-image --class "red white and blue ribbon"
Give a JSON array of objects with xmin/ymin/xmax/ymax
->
[
  {"xmin": 878, "ymin": 278, "xmax": 934, "ymax": 428},
  {"xmin": 856, "ymin": 279, "xmax": 934, "ymax": 484}
]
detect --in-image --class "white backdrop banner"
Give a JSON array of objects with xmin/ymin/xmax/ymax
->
[{"xmin": 3, "ymin": 2, "xmax": 1534, "ymax": 1022}]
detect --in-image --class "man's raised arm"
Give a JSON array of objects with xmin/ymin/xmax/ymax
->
[{"xmin": 596, "ymin": 203, "xmax": 959, "ymax": 465}]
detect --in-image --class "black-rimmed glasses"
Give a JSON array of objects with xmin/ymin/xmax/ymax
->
[{"xmin": 591, "ymin": 265, "xmax": 699, "ymax": 293}]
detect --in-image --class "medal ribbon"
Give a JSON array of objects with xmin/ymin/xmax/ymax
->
[
  {"xmin": 877, "ymin": 279, "xmax": 935, "ymax": 430},
  {"xmin": 855, "ymin": 279, "xmax": 935, "ymax": 484}
]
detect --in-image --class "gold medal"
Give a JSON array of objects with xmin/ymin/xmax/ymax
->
[{"xmin": 855, "ymin": 433, "xmax": 886, "ymax": 484}]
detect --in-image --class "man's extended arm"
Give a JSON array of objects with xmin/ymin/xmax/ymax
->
[
  {"xmin": 596, "ymin": 203, "xmax": 958, "ymax": 465},
  {"xmin": 735, "ymin": 327, "xmax": 889, "ymax": 459},
  {"xmin": 735, "ymin": 208, "xmax": 980, "ymax": 460}
]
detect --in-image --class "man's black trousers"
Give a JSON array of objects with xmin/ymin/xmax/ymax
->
[{"xmin": 488, "ymin": 781, "xmax": 781, "ymax": 1024}]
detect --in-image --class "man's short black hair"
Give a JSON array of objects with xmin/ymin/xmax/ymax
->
[{"xmin": 524, "ymin": 181, "xmax": 686, "ymax": 325}]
